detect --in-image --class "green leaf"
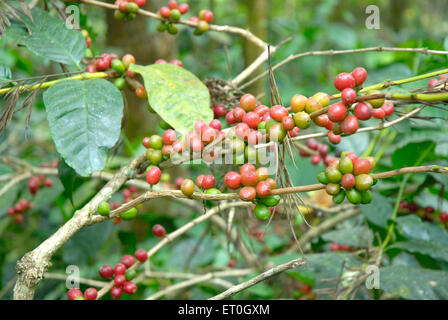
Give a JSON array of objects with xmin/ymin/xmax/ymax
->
[
  {"xmin": 322, "ymin": 226, "xmax": 373, "ymax": 248},
  {"xmin": 57, "ymin": 158, "xmax": 77, "ymax": 206},
  {"xmin": 43, "ymin": 79, "xmax": 124, "ymax": 177},
  {"xmin": 129, "ymin": 63, "xmax": 212, "ymax": 135},
  {"xmin": 380, "ymin": 265, "xmax": 448, "ymax": 299},
  {"xmin": 396, "ymin": 215, "xmax": 448, "ymax": 246},
  {"xmin": 391, "ymin": 240, "xmax": 448, "ymax": 262},
  {"xmin": 392, "ymin": 141, "xmax": 435, "ymax": 168},
  {"xmin": 361, "ymin": 193, "xmax": 393, "ymax": 228},
  {"xmin": 6, "ymin": 7, "xmax": 86, "ymax": 68},
  {"xmin": 0, "ymin": 65, "xmax": 11, "ymax": 82}
]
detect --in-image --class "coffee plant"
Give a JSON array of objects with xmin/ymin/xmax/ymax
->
[{"xmin": 1, "ymin": 0, "xmax": 448, "ymax": 301}]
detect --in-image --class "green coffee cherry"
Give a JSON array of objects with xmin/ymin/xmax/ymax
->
[
  {"xmin": 338, "ymin": 156, "xmax": 353, "ymax": 174},
  {"xmin": 85, "ymin": 48, "xmax": 93, "ymax": 59},
  {"xmin": 260, "ymin": 195, "xmax": 281, "ymax": 207},
  {"xmin": 167, "ymin": 24, "xmax": 178, "ymax": 35},
  {"xmin": 97, "ymin": 201, "xmax": 110, "ymax": 216},
  {"xmin": 333, "ymin": 190, "xmax": 346, "ymax": 204},
  {"xmin": 317, "ymin": 171, "xmax": 329, "ymax": 184},
  {"xmin": 360, "ymin": 190, "xmax": 373, "ymax": 204},
  {"xmin": 325, "ymin": 166, "xmax": 342, "ymax": 183},
  {"xmin": 254, "ymin": 204, "xmax": 271, "ymax": 221},
  {"xmin": 157, "ymin": 22, "xmax": 167, "ymax": 32},
  {"xmin": 121, "ymin": 207, "xmax": 138, "ymax": 220},
  {"xmin": 346, "ymin": 189, "xmax": 361, "ymax": 204},
  {"xmin": 114, "ymin": 77, "xmax": 125, "ymax": 90},
  {"xmin": 149, "ymin": 135, "xmax": 163, "ymax": 150},
  {"xmin": 125, "ymin": 269, "xmax": 137, "ymax": 281},
  {"xmin": 111, "ymin": 59, "xmax": 126, "ymax": 74},
  {"xmin": 293, "ymin": 112, "xmax": 311, "ymax": 129},
  {"xmin": 355, "ymin": 174, "xmax": 373, "ymax": 191},
  {"xmin": 326, "ymin": 183, "xmax": 340, "ymax": 195},
  {"xmin": 159, "ymin": 120, "xmax": 172, "ymax": 130}
]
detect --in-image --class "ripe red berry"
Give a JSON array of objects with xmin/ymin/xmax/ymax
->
[
  {"xmin": 408, "ymin": 203, "xmax": 418, "ymax": 212},
  {"xmin": 243, "ymin": 112, "xmax": 261, "ymax": 129},
  {"xmin": 114, "ymin": 275, "xmax": 126, "ymax": 286},
  {"xmin": 440, "ymin": 212, "xmax": 448, "ymax": 223},
  {"xmin": 224, "ymin": 171, "xmax": 242, "ymax": 189},
  {"xmin": 114, "ymin": 263, "xmax": 127, "ymax": 275},
  {"xmin": 269, "ymin": 105, "xmax": 288, "ymax": 121},
  {"xmin": 311, "ymin": 154, "xmax": 321, "ymax": 165},
  {"xmin": 233, "ymin": 107, "xmax": 246, "ymax": 122},
  {"xmin": 172, "ymin": 140, "xmax": 185, "ymax": 153},
  {"xmin": 201, "ymin": 126, "xmax": 217, "ymax": 144},
  {"xmin": 134, "ymin": 0, "xmax": 146, "ymax": 8},
  {"xmin": 85, "ymin": 64, "xmax": 97, "ymax": 73},
  {"xmin": 341, "ymin": 115, "xmax": 359, "ymax": 135},
  {"xmin": 239, "ymin": 186, "xmax": 256, "ymax": 201},
  {"xmin": 142, "ymin": 137, "xmax": 151, "ymax": 148},
  {"xmin": 317, "ymin": 144, "xmax": 329, "ymax": 156},
  {"xmin": 200, "ymin": 10, "xmax": 214, "ymax": 23},
  {"xmin": 300, "ymin": 284, "xmax": 312, "ymax": 295},
  {"xmin": 213, "ymin": 104, "xmax": 227, "ymax": 118},
  {"xmin": 123, "ymin": 281, "xmax": 138, "ymax": 295},
  {"xmin": 202, "ymin": 175, "xmax": 216, "ymax": 189},
  {"xmin": 328, "ymin": 131, "xmax": 341, "ymax": 144},
  {"xmin": 330, "ymin": 242, "xmax": 340, "ymax": 251},
  {"xmin": 240, "ymin": 163, "xmax": 256, "ymax": 174},
  {"xmin": 178, "ymin": 3, "xmax": 189, "ymax": 14},
  {"xmin": 162, "ymin": 129, "xmax": 177, "ymax": 145},
  {"xmin": 196, "ymin": 175, "xmax": 205, "ymax": 188},
  {"xmin": 428, "ymin": 78, "xmax": 438, "ymax": 87},
  {"xmin": 240, "ymin": 94, "xmax": 256, "ymax": 112},
  {"xmin": 135, "ymin": 86, "xmax": 147, "ymax": 98},
  {"xmin": 328, "ymin": 103, "xmax": 348, "ymax": 122},
  {"xmin": 372, "ymin": 107, "xmax": 386, "ymax": 119},
  {"xmin": 235, "ymin": 123, "xmax": 250, "ymax": 140},
  {"xmin": 334, "ymin": 73, "xmax": 356, "ymax": 91},
  {"xmin": 189, "ymin": 136, "xmax": 204, "ymax": 152},
  {"xmin": 153, "ymin": 224, "xmax": 166, "ymax": 237},
  {"xmin": 351, "ymin": 67, "xmax": 368, "ymax": 86},
  {"xmin": 121, "ymin": 254, "xmax": 135, "ymax": 268},
  {"xmin": 84, "ymin": 288, "xmax": 98, "ymax": 300},
  {"xmin": 159, "ymin": 6, "xmax": 171, "ymax": 18},
  {"xmin": 255, "ymin": 181, "xmax": 271, "ymax": 197},
  {"xmin": 155, "ymin": 59, "xmax": 167, "ymax": 64},
  {"xmin": 209, "ymin": 119, "xmax": 222, "ymax": 131},
  {"xmin": 241, "ymin": 170, "xmax": 258, "ymax": 186},
  {"xmin": 99, "ymin": 265, "xmax": 114, "ymax": 279},
  {"xmin": 146, "ymin": 167, "xmax": 162, "ymax": 185},
  {"xmin": 96, "ymin": 58, "xmax": 109, "ymax": 71},
  {"xmin": 194, "ymin": 120, "xmax": 207, "ymax": 135},
  {"xmin": 353, "ymin": 158, "xmax": 372, "ymax": 175},
  {"xmin": 381, "ymin": 101, "xmax": 394, "ymax": 116},
  {"xmin": 226, "ymin": 111, "xmax": 236, "ymax": 124},
  {"xmin": 282, "ymin": 116, "xmax": 295, "ymax": 131},
  {"xmin": 341, "ymin": 173, "xmax": 355, "ymax": 189},
  {"xmin": 341, "ymin": 88, "xmax": 357, "ymax": 105},
  {"xmin": 67, "ymin": 288, "xmax": 83, "ymax": 300},
  {"xmin": 247, "ymin": 130, "xmax": 263, "ymax": 145},
  {"xmin": 314, "ymin": 114, "xmax": 330, "ymax": 128},
  {"xmin": 168, "ymin": 0, "xmax": 177, "ymax": 9},
  {"xmin": 353, "ymin": 102, "xmax": 373, "ymax": 121},
  {"xmin": 111, "ymin": 286, "xmax": 123, "ymax": 299},
  {"xmin": 134, "ymin": 249, "xmax": 148, "ymax": 262},
  {"xmin": 254, "ymin": 105, "xmax": 270, "ymax": 116}
]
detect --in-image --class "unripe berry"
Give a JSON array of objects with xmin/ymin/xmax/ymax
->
[
  {"xmin": 290, "ymin": 94, "xmax": 307, "ymax": 112},
  {"xmin": 181, "ymin": 178, "xmax": 195, "ymax": 196}
]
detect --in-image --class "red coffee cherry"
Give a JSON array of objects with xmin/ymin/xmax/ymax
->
[
  {"xmin": 209, "ymin": 119, "xmax": 222, "ymax": 131},
  {"xmin": 178, "ymin": 3, "xmax": 189, "ymax": 14},
  {"xmin": 353, "ymin": 102, "xmax": 373, "ymax": 120},
  {"xmin": 428, "ymin": 78, "xmax": 438, "ymax": 87},
  {"xmin": 84, "ymin": 288, "xmax": 98, "ymax": 300},
  {"xmin": 196, "ymin": 175, "xmax": 205, "ymax": 188},
  {"xmin": 99, "ymin": 265, "xmax": 114, "ymax": 279},
  {"xmin": 306, "ymin": 139, "xmax": 319, "ymax": 150},
  {"xmin": 372, "ymin": 107, "xmax": 386, "ymax": 119},
  {"xmin": 162, "ymin": 129, "xmax": 177, "ymax": 145},
  {"xmin": 159, "ymin": 6, "xmax": 171, "ymax": 18},
  {"xmin": 241, "ymin": 170, "xmax": 258, "ymax": 186},
  {"xmin": 152, "ymin": 224, "xmax": 166, "ymax": 237},
  {"xmin": 254, "ymin": 105, "xmax": 270, "ymax": 116},
  {"xmin": 121, "ymin": 254, "xmax": 135, "ymax": 268},
  {"xmin": 334, "ymin": 73, "xmax": 356, "ymax": 91},
  {"xmin": 67, "ymin": 288, "xmax": 83, "ymax": 300},
  {"xmin": 135, "ymin": 86, "xmax": 147, "ymax": 98},
  {"xmin": 341, "ymin": 88, "xmax": 357, "ymax": 105},
  {"xmin": 239, "ymin": 186, "xmax": 256, "ymax": 201},
  {"xmin": 85, "ymin": 64, "xmax": 97, "ymax": 73},
  {"xmin": 282, "ymin": 117, "xmax": 295, "ymax": 131},
  {"xmin": 146, "ymin": 167, "xmax": 162, "ymax": 185},
  {"xmin": 142, "ymin": 137, "xmax": 151, "ymax": 148},
  {"xmin": 440, "ymin": 212, "xmax": 448, "ymax": 223},
  {"xmin": 189, "ymin": 136, "xmax": 204, "ymax": 152},
  {"xmin": 353, "ymin": 158, "xmax": 372, "ymax": 175},
  {"xmin": 201, "ymin": 126, "xmax": 217, "ymax": 144},
  {"xmin": 351, "ymin": 67, "xmax": 368, "ymax": 86},
  {"xmin": 341, "ymin": 115, "xmax": 359, "ymax": 135},
  {"xmin": 235, "ymin": 123, "xmax": 251, "ymax": 140},
  {"xmin": 240, "ymin": 163, "xmax": 256, "ymax": 174},
  {"xmin": 171, "ymin": 59, "xmax": 183, "ymax": 67},
  {"xmin": 243, "ymin": 112, "xmax": 261, "ymax": 129},
  {"xmin": 194, "ymin": 120, "xmax": 207, "ymax": 134},
  {"xmin": 314, "ymin": 114, "xmax": 330, "ymax": 127},
  {"xmin": 200, "ymin": 10, "xmax": 214, "ymax": 23},
  {"xmin": 202, "ymin": 175, "xmax": 216, "ymax": 189},
  {"xmin": 381, "ymin": 101, "xmax": 394, "ymax": 116},
  {"xmin": 328, "ymin": 103, "xmax": 348, "ymax": 122},
  {"xmin": 328, "ymin": 131, "xmax": 341, "ymax": 144},
  {"xmin": 256, "ymin": 181, "xmax": 271, "ymax": 197},
  {"xmin": 224, "ymin": 171, "xmax": 242, "ymax": 189},
  {"xmin": 134, "ymin": 249, "xmax": 148, "ymax": 262},
  {"xmin": 114, "ymin": 263, "xmax": 127, "ymax": 275},
  {"xmin": 213, "ymin": 104, "xmax": 227, "ymax": 118},
  {"xmin": 111, "ymin": 286, "xmax": 123, "ymax": 299},
  {"xmin": 317, "ymin": 144, "xmax": 329, "ymax": 156},
  {"xmin": 240, "ymin": 93, "xmax": 257, "ymax": 112},
  {"xmin": 114, "ymin": 275, "xmax": 126, "ymax": 286},
  {"xmin": 123, "ymin": 281, "xmax": 138, "ymax": 295},
  {"xmin": 247, "ymin": 130, "xmax": 263, "ymax": 145},
  {"xmin": 341, "ymin": 173, "xmax": 355, "ymax": 189},
  {"xmin": 233, "ymin": 107, "xmax": 246, "ymax": 122},
  {"xmin": 226, "ymin": 111, "xmax": 236, "ymax": 124},
  {"xmin": 311, "ymin": 154, "xmax": 322, "ymax": 165},
  {"xmin": 269, "ymin": 105, "xmax": 289, "ymax": 121},
  {"xmin": 172, "ymin": 140, "xmax": 185, "ymax": 153},
  {"xmin": 330, "ymin": 242, "xmax": 340, "ymax": 251}
]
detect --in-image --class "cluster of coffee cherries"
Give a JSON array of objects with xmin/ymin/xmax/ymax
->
[
  {"xmin": 81, "ymin": 30, "xmax": 92, "ymax": 59},
  {"xmin": 6, "ymin": 199, "xmax": 32, "ymax": 224},
  {"xmin": 97, "ymin": 197, "xmax": 139, "ymax": 222},
  {"xmin": 298, "ymin": 138, "xmax": 336, "ymax": 167},
  {"xmin": 157, "ymin": 1, "xmax": 190, "ymax": 35},
  {"xmin": 317, "ymin": 152, "xmax": 376, "ymax": 205},
  {"xmin": 113, "ymin": 0, "xmax": 146, "ymax": 21},
  {"xmin": 155, "ymin": 58, "xmax": 183, "ymax": 67},
  {"xmin": 428, "ymin": 74, "xmax": 448, "ymax": 87},
  {"xmin": 67, "ymin": 287, "xmax": 98, "ymax": 301},
  {"xmin": 399, "ymin": 201, "xmax": 448, "ymax": 227},
  {"xmin": 27, "ymin": 174, "xmax": 54, "ymax": 195}
]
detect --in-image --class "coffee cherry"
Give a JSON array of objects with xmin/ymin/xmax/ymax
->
[
  {"xmin": 353, "ymin": 102, "xmax": 372, "ymax": 120},
  {"xmin": 213, "ymin": 104, "xmax": 227, "ymax": 118},
  {"xmin": 162, "ymin": 129, "xmax": 177, "ymax": 145},
  {"xmin": 360, "ymin": 190, "xmax": 373, "ymax": 204},
  {"xmin": 99, "ymin": 265, "xmax": 114, "ymax": 279},
  {"xmin": 365, "ymin": 90, "xmax": 384, "ymax": 108},
  {"xmin": 293, "ymin": 112, "xmax": 311, "ymax": 129},
  {"xmin": 209, "ymin": 119, "xmax": 222, "ymax": 131},
  {"xmin": 338, "ymin": 156, "xmax": 354, "ymax": 174},
  {"xmin": 195, "ymin": 175, "xmax": 205, "ymax": 188},
  {"xmin": 312, "ymin": 92, "xmax": 330, "ymax": 107},
  {"xmin": 126, "ymin": 2, "xmax": 139, "ymax": 13},
  {"xmin": 97, "ymin": 201, "xmax": 110, "ymax": 216},
  {"xmin": 341, "ymin": 115, "xmax": 359, "ymax": 135},
  {"xmin": 256, "ymin": 181, "xmax": 271, "ymax": 197},
  {"xmin": 334, "ymin": 73, "xmax": 356, "ymax": 91},
  {"xmin": 327, "ymin": 131, "xmax": 341, "ymax": 144},
  {"xmin": 326, "ymin": 183, "xmax": 340, "ymax": 195},
  {"xmin": 351, "ymin": 67, "xmax": 368, "ymax": 86},
  {"xmin": 167, "ymin": 23, "xmax": 178, "ymax": 35},
  {"xmin": 328, "ymin": 103, "xmax": 348, "ymax": 122},
  {"xmin": 243, "ymin": 112, "xmax": 261, "ymax": 129},
  {"xmin": 233, "ymin": 107, "xmax": 246, "ymax": 122},
  {"xmin": 125, "ymin": 269, "xmax": 136, "ymax": 281},
  {"xmin": 355, "ymin": 174, "xmax": 373, "ymax": 191},
  {"xmin": 146, "ymin": 167, "xmax": 162, "ymax": 185},
  {"xmin": 332, "ymin": 190, "xmax": 346, "ymax": 204},
  {"xmin": 135, "ymin": 86, "xmax": 147, "ymax": 98},
  {"xmin": 314, "ymin": 114, "xmax": 330, "ymax": 128},
  {"xmin": 202, "ymin": 175, "xmax": 216, "ymax": 189},
  {"xmin": 353, "ymin": 158, "xmax": 372, "ymax": 175},
  {"xmin": 96, "ymin": 58, "xmax": 109, "ymax": 71},
  {"xmin": 290, "ymin": 95, "xmax": 307, "ymax": 112},
  {"xmin": 325, "ymin": 167, "xmax": 342, "ymax": 183},
  {"xmin": 84, "ymin": 288, "xmax": 98, "ymax": 300},
  {"xmin": 189, "ymin": 136, "xmax": 204, "ymax": 152},
  {"xmin": 341, "ymin": 174, "xmax": 355, "ymax": 189},
  {"xmin": 265, "ymin": 178, "xmax": 277, "ymax": 190},
  {"xmin": 200, "ymin": 10, "xmax": 214, "ymax": 23},
  {"xmin": 114, "ymin": 78, "xmax": 125, "ymax": 90},
  {"xmin": 259, "ymin": 194, "xmax": 280, "ymax": 207},
  {"xmin": 135, "ymin": 249, "xmax": 148, "ymax": 262},
  {"xmin": 134, "ymin": 0, "xmax": 146, "ymax": 7},
  {"xmin": 111, "ymin": 286, "xmax": 123, "ymax": 299},
  {"xmin": 381, "ymin": 101, "xmax": 394, "ymax": 116},
  {"xmin": 241, "ymin": 170, "xmax": 258, "ymax": 186},
  {"xmin": 254, "ymin": 105, "xmax": 270, "ymax": 117},
  {"xmin": 178, "ymin": 3, "xmax": 189, "ymax": 14},
  {"xmin": 85, "ymin": 64, "xmax": 97, "ymax": 73},
  {"xmin": 343, "ymin": 151, "xmax": 359, "ymax": 162},
  {"xmin": 254, "ymin": 204, "xmax": 271, "ymax": 220},
  {"xmin": 123, "ymin": 281, "xmax": 138, "ymax": 295},
  {"xmin": 270, "ymin": 105, "xmax": 289, "ymax": 121},
  {"xmin": 68, "ymin": 288, "xmax": 83, "ymax": 300},
  {"xmin": 171, "ymin": 59, "xmax": 183, "ymax": 67},
  {"xmin": 317, "ymin": 172, "xmax": 329, "ymax": 184},
  {"xmin": 304, "ymin": 98, "xmax": 322, "ymax": 114},
  {"xmin": 111, "ymin": 59, "xmax": 125, "ymax": 74},
  {"xmin": 341, "ymin": 88, "xmax": 357, "ymax": 105},
  {"xmin": 330, "ymin": 242, "xmax": 340, "ymax": 251},
  {"xmin": 224, "ymin": 171, "xmax": 241, "ymax": 189},
  {"xmin": 265, "ymin": 118, "xmax": 279, "ymax": 132},
  {"xmin": 114, "ymin": 263, "xmax": 127, "ymax": 275},
  {"xmin": 346, "ymin": 188, "xmax": 361, "ymax": 204},
  {"xmin": 269, "ymin": 123, "xmax": 287, "ymax": 142},
  {"xmin": 331, "ymin": 122, "xmax": 343, "ymax": 135},
  {"xmin": 226, "ymin": 111, "xmax": 236, "ymax": 124},
  {"xmin": 147, "ymin": 149, "xmax": 163, "ymax": 165},
  {"xmin": 160, "ymin": 6, "xmax": 171, "ymax": 18},
  {"xmin": 168, "ymin": 0, "xmax": 178, "ymax": 9},
  {"xmin": 153, "ymin": 224, "xmax": 166, "ymax": 237},
  {"xmin": 201, "ymin": 126, "xmax": 217, "ymax": 143},
  {"xmin": 121, "ymin": 254, "xmax": 135, "ymax": 268},
  {"xmin": 239, "ymin": 186, "xmax": 256, "ymax": 201},
  {"xmin": 170, "ymin": 9, "xmax": 181, "ymax": 21},
  {"xmin": 311, "ymin": 154, "xmax": 321, "ymax": 165},
  {"xmin": 194, "ymin": 21, "xmax": 209, "ymax": 35},
  {"xmin": 280, "ymin": 117, "xmax": 294, "ymax": 131},
  {"xmin": 240, "ymin": 94, "xmax": 256, "ymax": 112},
  {"xmin": 247, "ymin": 130, "xmax": 263, "ymax": 145},
  {"xmin": 121, "ymin": 207, "xmax": 138, "ymax": 220},
  {"xmin": 428, "ymin": 78, "xmax": 438, "ymax": 87},
  {"xmin": 181, "ymin": 179, "xmax": 195, "ymax": 196}
]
